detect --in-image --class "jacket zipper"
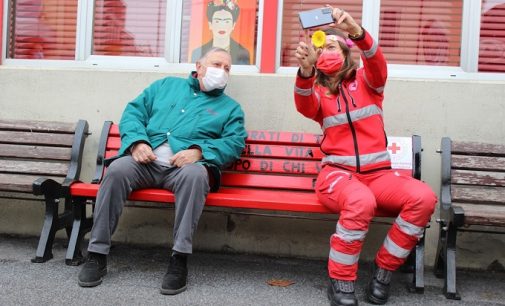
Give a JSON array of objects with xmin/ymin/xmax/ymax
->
[{"xmin": 339, "ymin": 83, "xmax": 360, "ymax": 172}]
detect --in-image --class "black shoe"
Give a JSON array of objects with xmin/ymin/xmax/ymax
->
[
  {"xmin": 367, "ymin": 263, "xmax": 393, "ymax": 304},
  {"xmin": 327, "ymin": 279, "xmax": 358, "ymax": 306},
  {"xmin": 78, "ymin": 252, "xmax": 107, "ymax": 287},
  {"xmin": 160, "ymin": 253, "xmax": 188, "ymax": 295}
]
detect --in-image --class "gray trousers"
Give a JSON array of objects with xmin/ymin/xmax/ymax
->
[{"xmin": 87, "ymin": 156, "xmax": 209, "ymax": 255}]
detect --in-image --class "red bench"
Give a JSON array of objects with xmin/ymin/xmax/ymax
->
[{"xmin": 65, "ymin": 121, "xmax": 426, "ymax": 292}]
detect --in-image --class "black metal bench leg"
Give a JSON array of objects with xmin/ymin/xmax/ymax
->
[
  {"xmin": 406, "ymin": 233, "xmax": 425, "ymax": 293},
  {"xmin": 443, "ymin": 222, "xmax": 461, "ymax": 300},
  {"xmin": 64, "ymin": 197, "xmax": 74, "ymax": 239},
  {"xmin": 434, "ymin": 222, "xmax": 446, "ymax": 278},
  {"xmin": 32, "ymin": 198, "xmax": 59, "ymax": 263},
  {"xmin": 65, "ymin": 198, "xmax": 92, "ymax": 266},
  {"xmin": 414, "ymin": 234, "xmax": 425, "ymax": 293},
  {"xmin": 401, "ymin": 248, "xmax": 415, "ymax": 273}
]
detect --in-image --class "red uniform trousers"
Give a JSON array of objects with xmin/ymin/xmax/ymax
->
[{"xmin": 316, "ymin": 166, "xmax": 437, "ymax": 281}]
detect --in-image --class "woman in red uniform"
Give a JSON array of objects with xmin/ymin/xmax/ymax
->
[{"xmin": 294, "ymin": 6, "xmax": 437, "ymax": 306}]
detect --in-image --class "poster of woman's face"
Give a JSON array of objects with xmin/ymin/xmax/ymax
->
[{"xmin": 187, "ymin": 0, "xmax": 257, "ymax": 65}]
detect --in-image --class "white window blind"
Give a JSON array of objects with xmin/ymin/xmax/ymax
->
[
  {"xmin": 7, "ymin": 0, "xmax": 78, "ymax": 59},
  {"xmin": 479, "ymin": 0, "xmax": 505, "ymax": 72},
  {"xmin": 379, "ymin": 0, "xmax": 463, "ymax": 66},
  {"xmin": 93, "ymin": 0, "xmax": 166, "ymax": 57}
]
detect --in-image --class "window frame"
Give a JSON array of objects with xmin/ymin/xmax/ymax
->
[
  {"xmin": 276, "ymin": 0, "xmax": 505, "ymax": 81},
  {"xmin": 2, "ymin": 0, "xmax": 505, "ymax": 80},
  {"xmin": 1, "ymin": 0, "xmax": 264, "ymax": 73}
]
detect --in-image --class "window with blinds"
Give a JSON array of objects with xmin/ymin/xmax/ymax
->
[
  {"xmin": 379, "ymin": 0, "xmax": 462, "ymax": 66},
  {"xmin": 7, "ymin": 0, "xmax": 78, "ymax": 59},
  {"xmin": 280, "ymin": 1, "xmax": 362, "ymax": 67},
  {"xmin": 479, "ymin": 1, "xmax": 505, "ymax": 72},
  {"xmin": 93, "ymin": 0, "xmax": 166, "ymax": 57}
]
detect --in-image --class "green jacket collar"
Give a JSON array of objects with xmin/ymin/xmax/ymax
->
[{"xmin": 188, "ymin": 71, "xmax": 225, "ymax": 97}]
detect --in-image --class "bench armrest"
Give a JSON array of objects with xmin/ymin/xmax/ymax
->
[
  {"xmin": 439, "ymin": 137, "xmax": 453, "ymax": 211},
  {"xmin": 92, "ymin": 121, "xmax": 114, "ymax": 184},
  {"xmin": 32, "ymin": 177, "xmax": 82, "ymax": 199},
  {"xmin": 449, "ymin": 205, "xmax": 465, "ymax": 228},
  {"xmin": 65, "ymin": 119, "xmax": 89, "ymax": 181},
  {"xmin": 32, "ymin": 178, "xmax": 63, "ymax": 199}
]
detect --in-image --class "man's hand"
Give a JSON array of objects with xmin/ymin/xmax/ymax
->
[
  {"xmin": 170, "ymin": 149, "xmax": 202, "ymax": 167},
  {"xmin": 131, "ymin": 143, "xmax": 157, "ymax": 164}
]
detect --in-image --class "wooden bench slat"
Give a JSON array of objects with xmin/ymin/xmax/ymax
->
[
  {"xmin": 0, "ymin": 131, "xmax": 74, "ymax": 147},
  {"xmin": 452, "ymin": 141, "xmax": 505, "ymax": 157},
  {"xmin": 106, "ymin": 150, "xmax": 322, "ymax": 175},
  {"xmin": 0, "ymin": 144, "xmax": 71, "ymax": 161},
  {"xmin": 109, "ymin": 124, "xmax": 324, "ymax": 146},
  {"xmin": 106, "ymin": 137, "xmax": 121, "ymax": 150},
  {"xmin": 105, "ymin": 137, "xmax": 323, "ymax": 160},
  {"xmin": 108, "ymin": 125, "xmax": 324, "ymax": 146},
  {"xmin": 225, "ymin": 158, "xmax": 321, "ymax": 175},
  {"xmin": 241, "ymin": 144, "xmax": 322, "ymax": 159},
  {"xmin": 70, "ymin": 183, "xmax": 404, "ymax": 217},
  {"xmin": 452, "ymin": 155, "xmax": 505, "ymax": 172},
  {"xmin": 0, "ymin": 119, "xmax": 76, "ymax": 133},
  {"xmin": 245, "ymin": 130, "xmax": 322, "ymax": 145},
  {"xmin": 451, "ymin": 169, "xmax": 505, "ymax": 187},
  {"xmin": 451, "ymin": 185, "xmax": 505, "ymax": 205},
  {"xmin": 221, "ymin": 173, "xmax": 314, "ymax": 191},
  {"xmin": 0, "ymin": 173, "xmax": 64, "ymax": 193},
  {"xmin": 456, "ymin": 203, "xmax": 505, "ymax": 226},
  {"xmin": 0, "ymin": 160, "xmax": 69, "ymax": 176}
]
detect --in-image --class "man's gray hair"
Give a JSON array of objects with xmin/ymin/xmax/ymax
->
[{"xmin": 198, "ymin": 47, "xmax": 231, "ymax": 63}]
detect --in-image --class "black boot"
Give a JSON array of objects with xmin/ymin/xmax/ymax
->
[
  {"xmin": 327, "ymin": 278, "xmax": 358, "ymax": 306},
  {"xmin": 78, "ymin": 252, "xmax": 107, "ymax": 287},
  {"xmin": 367, "ymin": 263, "xmax": 393, "ymax": 304},
  {"xmin": 160, "ymin": 253, "xmax": 188, "ymax": 295}
]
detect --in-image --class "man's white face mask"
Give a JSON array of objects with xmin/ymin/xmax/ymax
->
[{"xmin": 202, "ymin": 66, "xmax": 229, "ymax": 91}]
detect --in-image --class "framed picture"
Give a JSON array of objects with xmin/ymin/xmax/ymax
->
[{"xmin": 185, "ymin": 0, "xmax": 257, "ymax": 65}]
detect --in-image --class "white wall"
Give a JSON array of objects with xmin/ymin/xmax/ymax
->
[{"xmin": 0, "ymin": 66, "xmax": 504, "ymax": 269}]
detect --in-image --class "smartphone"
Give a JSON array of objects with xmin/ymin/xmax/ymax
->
[{"xmin": 298, "ymin": 7, "xmax": 334, "ymax": 29}]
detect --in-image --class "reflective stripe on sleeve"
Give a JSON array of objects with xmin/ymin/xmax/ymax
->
[
  {"xmin": 363, "ymin": 39, "xmax": 378, "ymax": 58},
  {"xmin": 336, "ymin": 223, "xmax": 367, "ymax": 242},
  {"xmin": 329, "ymin": 249, "xmax": 360, "ymax": 265},
  {"xmin": 314, "ymin": 90, "xmax": 321, "ymax": 111},
  {"xmin": 294, "ymin": 86, "xmax": 312, "ymax": 96},
  {"xmin": 383, "ymin": 235, "xmax": 410, "ymax": 258},
  {"xmin": 395, "ymin": 215, "xmax": 425, "ymax": 238},
  {"xmin": 363, "ymin": 73, "xmax": 385, "ymax": 94}
]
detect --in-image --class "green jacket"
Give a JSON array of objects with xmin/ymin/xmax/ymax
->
[{"xmin": 118, "ymin": 72, "xmax": 247, "ymax": 169}]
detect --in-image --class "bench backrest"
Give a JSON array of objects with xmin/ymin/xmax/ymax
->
[
  {"xmin": 440, "ymin": 137, "xmax": 505, "ymax": 212},
  {"xmin": 0, "ymin": 119, "xmax": 88, "ymax": 195},
  {"xmin": 94, "ymin": 122, "xmax": 421, "ymax": 191}
]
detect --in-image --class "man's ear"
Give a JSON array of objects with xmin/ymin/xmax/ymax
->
[{"xmin": 208, "ymin": 22, "xmax": 213, "ymax": 30}]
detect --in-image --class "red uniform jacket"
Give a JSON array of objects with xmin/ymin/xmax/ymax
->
[{"xmin": 294, "ymin": 30, "xmax": 390, "ymax": 173}]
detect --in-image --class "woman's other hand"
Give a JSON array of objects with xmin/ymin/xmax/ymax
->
[{"xmin": 327, "ymin": 5, "xmax": 362, "ymax": 37}]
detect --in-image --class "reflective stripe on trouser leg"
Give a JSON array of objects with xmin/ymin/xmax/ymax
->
[
  {"xmin": 328, "ymin": 223, "xmax": 367, "ymax": 281},
  {"xmin": 376, "ymin": 221, "xmax": 420, "ymax": 271}
]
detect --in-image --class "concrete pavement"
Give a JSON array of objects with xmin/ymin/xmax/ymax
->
[{"xmin": 0, "ymin": 234, "xmax": 504, "ymax": 306}]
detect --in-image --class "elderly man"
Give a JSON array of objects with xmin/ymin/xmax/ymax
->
[{"xmin": 77, "ymin": 47, "xmax": 247, "ymax": 295}]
